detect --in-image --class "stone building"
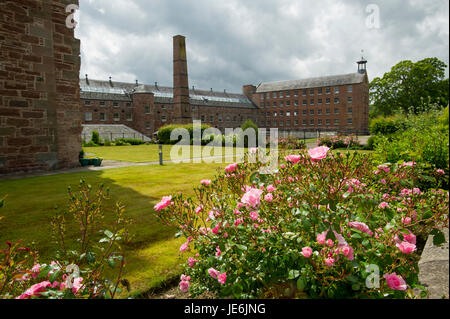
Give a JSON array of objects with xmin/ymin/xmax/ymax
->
[
  {"xmin": 0, "ymin": 0, "xmax": 82, "ymax": 174},
  {"xmin": 81, "ymin": 35, "xmax": 369, "ymax": 139}
]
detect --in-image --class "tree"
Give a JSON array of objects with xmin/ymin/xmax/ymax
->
[{"xmin": 370, "ymin": 58, "xmax": 449, "ymax": 116}]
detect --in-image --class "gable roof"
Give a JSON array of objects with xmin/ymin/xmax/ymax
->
[{"xmin": 256, "ymin": 73, "xmax": 366, "ymax": 93}]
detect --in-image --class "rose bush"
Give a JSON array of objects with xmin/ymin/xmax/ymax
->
[{"xmin": 155, "ymin": 148, "xmax": 449, "ymax": 299}]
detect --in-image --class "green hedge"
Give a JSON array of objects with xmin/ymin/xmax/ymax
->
[{"xmin": 157, "ymin": 124, "xmax": 212, "ymax": 145}]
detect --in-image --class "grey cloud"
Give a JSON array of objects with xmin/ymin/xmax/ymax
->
[{"xmin": 77, "ymin": 0, "xmax": 449, "ymax": 92}]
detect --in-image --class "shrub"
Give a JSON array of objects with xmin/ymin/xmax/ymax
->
[
  {"xmin": 115, "ymin": 138, "xmax": 145, "ymax": 145},
  {"xmin": 154, "ymin": 149, "xmax": 449, "ymax": 299},
  {"xmin": 1, "ymin": 181, "xmax": 132, "ymax": 299},
  {"xmin": 157, "ymin": 124, "xmax": 211, "ymax": 145},
  {"xmin": 318, "ymin": 135, "xmax": 361, "ymax": 150},
  {"xmin": 279, "ymin": 137, "xmax": 306, "ymax": 150},
  {"xmin": 91, "ymin": 131, "xmax": 100, "ymax": 145}
]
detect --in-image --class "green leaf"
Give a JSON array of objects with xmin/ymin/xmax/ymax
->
[
  {"xmin": 236, "ymin": 244, "xmax": 247, "ymax": 251},
  {"xmin": 351, "ymin": 233, "xmax": 362, "ymax": 239},
  {"xmin": 288, "ymin": 269, "xmax": 300, "ymax": 280},
  {"xmin": 49, "ymin": 270, "xmax": 60, "ymax": 283},
  {"xmin": 351, "ymin": 283, "xmax": 361, "ymax": 291},
  {"xmin": 174, "ymin": 231, "xmax": 183, "ymax": 239},
  {"xmin": 108, "ymin": 258, "xmax": 116, "ymax": 268},
  {"xmin": 104, "ymin": 230, "xmax": 114, "ymax": 238},
  {"xmin": 297, "ymin": 277, "xmax": 306, "ymax": 291},
  {"xmin": 86, "ymin": 251, "xmax": 95, "ymax": 264}
]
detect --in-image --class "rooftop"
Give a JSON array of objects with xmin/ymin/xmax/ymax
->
[
  {"xmin": 80, "ymin": 79, "xmax": 256, "ymax": 109},
  {"xmin": 256, "ymin": 72, "xmax": 366, "ymax": 93}
]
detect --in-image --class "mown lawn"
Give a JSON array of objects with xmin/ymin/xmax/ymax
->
[
  {"xmin": 83, "ymin": 144, "xmax": 248, "ymax": 163},
  {"xmin": 0, "ymin": 163, "xmax": 226, "ymax": 297}
]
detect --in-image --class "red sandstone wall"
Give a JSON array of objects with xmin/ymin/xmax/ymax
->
[{"xmin": 0, "ymin": 0, "xmax": 82, "ymax": 174}]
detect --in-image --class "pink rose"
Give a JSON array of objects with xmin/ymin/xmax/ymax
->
[
  {"xmin": 154, "ymin": 196, "xmax": 172, "ymax": 211},
  {"xmin": 402, "ymin": 217, "xmax": 411, "ymax": 225},
  {"xmin": 225, "ymin": 163, "xmax": 238, "ymax": 173},
  {"xmin": 316, "ymin": 231, "xmax": 328, "ymax": 245},
  {"xmin": 436, "ymin": 169, "xmax": 445, "ymax": 175},
  {"xmin": 301, "ymin": 247, "xmax": 313, "ymax": 258},
  {"xmin": 340, "ymin": 245, "xmax": 354, "ymax": 260},
  {"xmin": 384, "ymin": 273, "xmax": 407, "ymax": 291},
  {"xmin": 218, "ymin": 272, "xmax": 227, "ymax": 285},
  {"xmin": 241, "ymin": 187, "xmax": 264, "ymax": 208},
  {"xmin": 180, "ymin": 242, "xmax": 189, "ymax": 252},
  {"xmin": 348, "ymin": 221, "xmax": 373, "ymax": 236},
  {"xmin": 379, "ymin": 202, "xmax": 389, "ymax": 209},
  {"xmin": 188, "ymin": 257, "xmax": 198, "ymax": 268},
  {"xmin": 266, "ymin": 185, "xmax": 276, "ymax": 193},
  {"xmin": 200, "ymin": 179, "xmax": 211, "ymax": 186},
  {"xmin": 195, "ymin": 206, "xmax": 203, "ymax": 214},
  {"xmin": 325, "ymin": 258, "xmax": 335, "ymax": 267},
  {"xmin": 31, "ymin": 264, "xmax": 40, "ymax": 279},
  {"xmin": 250, "ymin": 211, "xmax": 259, "ymax": 221},
  {"xmin": 396, "ymin": 241, "xmax": 416, "ymax": 254},
  {"xmin": 179, "ymin": 280, "xmax": 190, "ymax": 293},
  {"xmin": 208, "ymin": 268, "xmax": 220, "ymax": 279},
  {"xmin": 264, "ymin": 193, "xmax": 274, "ymax": 202},
  {"xmin": 212, "ymin": 224, "xmax": 220, "ymax": 235},
  {"xmin": 285, "ymin": 155, "xmax": 302, "ymax": 164},
  {"xmin": 15, "ymin": 281, "xmax": 52, "ymax": 299},
  {"xmin": 216, "ymin": 246, "xmax": 222, "ymax": 256},
  {"xmin": 404, "ymin": 232, "xmax": 416, "ymax": 245},
  {"xmin": 72, "ymin": 277, "xmax": 84, "ymax": 295},
  {"xmin": 308, "ymin": 146, "xmax": 330, "ymax": 161}
]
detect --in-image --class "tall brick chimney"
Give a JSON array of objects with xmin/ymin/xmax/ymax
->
[{"xmin": 173, "ymin": 35, "xmax": 191, "ymax": 123}]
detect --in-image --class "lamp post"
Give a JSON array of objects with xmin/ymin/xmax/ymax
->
[{"xmin": 159, "ymin": 144, "xmax": 163, "ymax": 166}]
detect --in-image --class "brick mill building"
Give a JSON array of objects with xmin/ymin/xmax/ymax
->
[{"xmin": 80, "ymin": 35, "xmax": 369, "ymax": 139}]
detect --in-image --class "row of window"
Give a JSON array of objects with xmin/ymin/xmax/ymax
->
[
  {"xmin": 261, "ymin": 96, "xmax": 353, "ymax": 108},
  {"xmin": 260, "ymin": 85, "xmax": 353, "ymax": 100},
  {"xmin": 84, "ymin": 101, "xmax": 133, "ymax": 108},
  {"xmin": 268, "ymin": 107, "xmax": 353, "ymax": 117},
  {"xmin": 260, "ymin": 118, "xmax": 354, "ymax": 127},
  {"xmin": 85, "ymin": 112, "xmax": 133, "ymax": 122}
]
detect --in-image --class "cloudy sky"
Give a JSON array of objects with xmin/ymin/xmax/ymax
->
[{"xmin": 75, "ymin": 0, "xmax": 449, "ymax": 93}]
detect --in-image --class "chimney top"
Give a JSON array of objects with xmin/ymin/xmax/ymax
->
[{"xmin": 136, "ymin": 79, "xmax": 139, "ymax": 85}]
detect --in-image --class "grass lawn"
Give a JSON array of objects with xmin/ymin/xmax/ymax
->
[
  {"xmin": 0, "ymin": 162, "xmax": 226, "ymax": 297},
  {"xmin": 84, "ymin": 144, "xmax": 248, "ymax": 163}
]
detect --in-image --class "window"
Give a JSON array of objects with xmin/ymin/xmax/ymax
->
[
  {"xmin": 294, "ymin": 120, "xmax": 299, "ymax": 126},
  {"xmin": 318, "ymin": 88, "xmax": 323, "ymax": 95},
  {"xmin": 273, "ymin": 102, "xmax": 277, "ymax": 107},
  {"xmin": 286, "ymin": 120, "xmax": 291, "ymax": 126},
  {"xmin": 273, "ymin": 112, "xmax": 277, "ymax": 117},
  {"xmin": 279, "ymin": 121, "xmax": 284, "ymax": 126},
  {"xmin": 326, "ymin": 119, "xmax": 331, "ymax": 125},
  {"xmin": 226, "ymin": 115, "xmax": 231, "ymax": 121},
  {"xmin": 286, "ymin": 101, "xmax": 291, "ymax": 106},
  {"xmin": 334, "ymin": 119, "xmax": 339, "ymax": 125},
  {"xmin": 161, "ymin": 105, "xmax": 166, "ymax": 110},
  {"xmin": 348, "ymin": 85, "xmax": 353, "ymax": 93},
  {"xmin": 326, "ymin": 108, "xmax": 331, "ymax": 115},
  {"xmin": 286, "ymin": 111, "xmax": 291, "ymax": 117},
  {"xmin": 334, "ymin": 98, "xmax": 340, "ymax": 104},
  {"xmin": 302, "ymin": 119, "xmax": 307, "ymax": 125},
  {"xmin": 260, "ymin": 94, "xmax": 265, "ymax": 100},
  {"xmin": 126, "ymin": 102, "xmax": 132, "ymax": 108},
  {"xmin": 310, "ymin": 99, "xmax": 314, "ymax": 106},
  {"xmin": 273, "ymin": 120, "xmax": 277, "ymax": 126},
  {"xmin": 326, "ymin": 87, "xmax": 331, "ymax": 94},
  {"xmin": 326, "ymin": 98, "xmax": 330, "ymax": 104},
  {"xmin": 294, "ymin": 111, "xmax": 298, "ymax": 116},
  {"xmin": 334, "ymin": 87, "xmax": 340, "ymax": 94},
  {"xmin": 218, "ymin": 116, "xmax": 223, "ymax": 122},
  {"xmin": 266, "ymin": 112, "xmax": 270, "ymax": 116},
  {"xmin": 266, "ymin": 93, "xmax": 270, "ymax": 99},
  {"xmin": 113, "ymin": 102, "xmax": 119, "ymax": 107},
  {"xmin": 100, "ymin": 112, "xmax": 106, "ymax": 121},
  {"xmin": 161, "ymin": 115, "xmax": 167, "ymax": 122},
  {"xmin": 146, "ymin": 122, "xmax": 151, "ymax": 129},
  {"xmin": 347, "ymin": 118, "xmax": 353, "ymax": 124},
  {"xmin": 318, "ymin": 99, "xmax": 323, "ymax": 105},
  {"xmin": 100, "ymin": 101, "xmax": 105, "ymax": 106},
  {"xmin": 145, "ymin": 106, "xmax": 151, "ymax": 114},
  {"xmin": 84, "ymin": 101, "xmax": 91, "ymax": 106},
  {"xmin": 348, "ymin": 96, "xmax": 353, "ymax": 103},
  {"xmin": 294, "ymin": 100, "xmax": 299, "ymax": 106},
  {"xmin": 318, "ymin": 119, "xmax": 323, "ymax": 125},
  {"xmin": 302, "ymin": 110, "xmax": 307, "ymax": 115},
  {"xmin": 334, "ymin": 108, "xmax": 339, "ymax": 114},
  {"xmin": 201, "ymin": 115, "xmax": 206, "ymax": 121},
  {"xmin": 348, "ymin": 107, "xmax": 353, "ymax": 114},
  {"xmin": 279, "ymin": 92, "xmax": 284, "ymax": 98},
  {"xmin": 280, "ymin": 101, "xmax": 284, "ymax": 107},
  {"xmin": 113, "ymin": 113, "xmax": 119, "ymax": 121},
  {"xmin": 310, "ymin": 119, "xmax": 314, "ymax": 125},
  {"xmin": 210, "ymin": 116, "xmax": 214, "ymax": 122},
  {"xmin": 233, "ymin": 116, "xmax": 237, "ymax": 121},
  {"xmin": 279, "ymin": 111, "xmax": 284, "ymax": 116},
  {"xmin": 303, "ymin": 100, "xmax": 307, "ymax": 106},
  {"xmin": 317, "ymin": 109, "xmax": 322, "ymax": 115},
  {"xmin": 272, "ymin": 92, "xmax": 277, "ymax": 98},
  {"xmin": 302, "ymin": 89, "xmax": 307, "ymax": 96},
  {"xmin": 310, "ymin": 109, "xmax": 315, "ymax": 115},
  {"xmin": 126, "ymin": 113, "xmax": 133, "ymax": 121},
  {"xmin": 310, "ymin": 89, "xmax": 314, "ymax": 96},
  {"xmin": 286, "ymin": 91, "xmax": 290, "ymax": 98},
  {"xmin": 294, "ymin": 90, "xmax": 299, "ymax": 97},
  {"xmin": 85, "ymin": 112, "xmax": 92, "ymax": 121}
]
